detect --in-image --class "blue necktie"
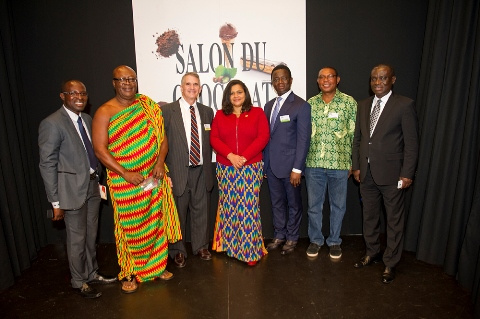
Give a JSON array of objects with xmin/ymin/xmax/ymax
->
[
  {"xmin": 271, "ymin": 97, "xmax": 282, "ymax": 132},
  {"xmin": 77, "ymin": 116, "xmax": 98, "ymax": 170}
]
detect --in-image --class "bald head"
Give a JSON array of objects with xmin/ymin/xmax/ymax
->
[
  {"xmin": 61, "ymin": 79, "xmax": 85, "ymax": 92},
  {"xmin": 113, "ymin": 65, "xmax": 136, "ymax": 78},
  {"xmin": 372, "ymin": 64, "xmax": 395, "ymax": 77}
]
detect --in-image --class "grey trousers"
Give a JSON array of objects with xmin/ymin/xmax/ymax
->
[
  {"xmin": 169, "ymin": 165, "xmax": 209, "ymax": 257},
  {"xmin": 63, "ymin": 179, "xmax": 101, "ymax": 288}
]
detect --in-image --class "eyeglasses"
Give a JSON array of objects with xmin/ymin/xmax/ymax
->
[
  {"xmin": 113, "ymin": 77, "xmax": 138, "ymax": 83},
  {"xmin": 318, "ymin": 74, "xmax": 337, "ymax": 80},
  {"xmin": 62, "ymin": 91, "xmax": 88, "ymax": 97}
]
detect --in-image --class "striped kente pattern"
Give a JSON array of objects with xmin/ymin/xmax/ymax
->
[
  {"xmin": 212, "ymin": 162, "xmax": 267, "ymax": 262},
  {"xmin": 106, "ymin": 94, "xmax": 181, "ymax": 282}
]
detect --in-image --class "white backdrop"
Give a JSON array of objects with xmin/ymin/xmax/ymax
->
[{"xmin": 132, "ymin": 0, "xmax": 306, "ymax": 111}]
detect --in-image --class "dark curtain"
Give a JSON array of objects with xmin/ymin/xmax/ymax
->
[
  {"xmin": 404, "ymin": 0, "xmax": 480, "ymax": 315},
  {"xmin": 0, "ymin": 0, "xmax": 47, "ymax": 291}
]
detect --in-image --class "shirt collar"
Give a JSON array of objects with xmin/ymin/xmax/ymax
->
[
  {"xmin": 278, "ymin": 89, "xmax": 292, "ymax": 100},
  {"xmin": 180, "ymin": 97, "xmax": 197, "ymax": 109},
  {"xmin": 374, "ymin": 90, "xmax": 393, "ymax": 105},
  {"xmin": 63, "ymin": 105, "xmax": 81, "ymax": 122}
]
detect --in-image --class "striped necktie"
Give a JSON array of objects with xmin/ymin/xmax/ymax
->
[
  {"xmin": 270, "ymin": 97, "xmax": 282, "ymax": 132},
  {"xmin": 189, "ymin": 105, "xmax": 201, "ymax": 165}
]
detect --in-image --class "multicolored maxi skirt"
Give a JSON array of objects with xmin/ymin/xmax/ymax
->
[
  {"xmin": 107, "ymin": 94, "xmax": 181, "ymax": 282},
  {"xmin": 213, "ymin": 161, "xmax": 267, "ymax": 262}
]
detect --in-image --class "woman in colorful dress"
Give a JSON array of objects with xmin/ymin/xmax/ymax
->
[{"xmin": 210, "ymin": 79, "xmax": 270, "ymax": 266}]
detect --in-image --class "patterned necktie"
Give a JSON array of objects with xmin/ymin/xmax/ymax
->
[
  {"xmin": 189, "ymin": 105, "xmax": 201, "ymax": 165},
  {"xmin": 77, "ymin": 116, "xmax": 98, "ymax": 170},
  {"xmin": 369, "ymin": 99, "xmax": 382, "ymax": 136},
  {"xmin": 270, "ymin": 96, "xmax": 282, "ymax": 132}
]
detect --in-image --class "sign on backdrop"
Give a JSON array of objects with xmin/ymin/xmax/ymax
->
[{"xmin": 132, "ymin": 0, "xmax": 306, "ymax": 111}]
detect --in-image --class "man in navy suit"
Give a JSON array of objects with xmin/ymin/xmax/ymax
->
[
  {"xmin": 263, "ymin": 65, "xmax": 311, "ymax": 255},
  {"xmin": 39, "ymin": 80, "xmax": 116, "ymax": 298},
  {"xmin": 352, "ymin": 64, "xmax": 419, "ymax": 284}
]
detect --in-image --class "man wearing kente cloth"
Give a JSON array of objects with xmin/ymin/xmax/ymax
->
[{"xmin": 93, "ymin": 65, "xmax": 181, "ymax": 294}]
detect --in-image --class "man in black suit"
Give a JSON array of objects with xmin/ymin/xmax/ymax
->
[
  {"xmin": 162, "ymin": 72, "xmax": 215, "ymax": 267},
  {"xmin": 352, "ymin": 64, "xmax": 419, "ymax": 284},
  {"xmin": 39, "ymin": 80, "xmax": 116, "ymax": 298}
]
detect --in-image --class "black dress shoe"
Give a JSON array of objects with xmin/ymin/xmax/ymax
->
[
  {"xmin": 174, "ymin": 253, "xmax": 186, "ymax": 268},
  {"xmin": 76, "ymin": 283, "xmax": 102, "ymax": 298},
  {"xmin": 382, "ymin": 266, "xmax": 396, "ymax": 284},
  {"xmin": 197, "ymin": 249, "xmax": 212, "ymax": 261},
  {"xmin": 280, "ymin": 240, "xmax": 297, "ymax": 255},
  {"xmin": 88, "ymin": 273, "xmax": 118, "ymax": 284},
  {"xmin": 266, "ymin": 238, "xmax": 285, "ymax": 251},
  {"xmin": 353, "ymin": 254, "xmax": 382, "ymax": 268}
]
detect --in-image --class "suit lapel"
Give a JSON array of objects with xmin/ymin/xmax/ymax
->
[
  {"xmin": 372, "ymin": 94, "xmax": 395, "ymax": 136},
  {"xmin": 172, "ymin": 101, "xmax": 189, "ymax": 149},
  {"xmin": 198, "ymin": 104, "xmax": 209, "ymax": 149},
  {"xmin": 60, "ymin": 107, "xmax": 85, "ymax": 148}
]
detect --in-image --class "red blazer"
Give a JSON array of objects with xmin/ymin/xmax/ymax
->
[{"xmin": 211, "ymin": 106, "xmax": 270, "ymax": 166}]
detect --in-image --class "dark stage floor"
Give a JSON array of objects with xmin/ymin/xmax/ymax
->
[{"xmin": 0, "ymin": 236, "xmax": 474, "ymax": 319}]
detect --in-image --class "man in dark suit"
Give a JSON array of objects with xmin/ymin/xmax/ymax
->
[
  {"xmin": 264, "ymin": 65, "xmax": 312, "ymax": 255},
  {"xmin": 39, "ymin": 80, "xmax": 116, "ymax": 298},
  {"xmin": 162, "ymin": 72, "xmax": 215, "ymax": 267},
  {"xmin": 352, "ymin": 64, "xmax": 419, "ymax": 284}
]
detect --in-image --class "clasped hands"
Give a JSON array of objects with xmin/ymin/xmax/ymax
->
[{"xmin": 227, "ymin": 153, "xmax": 247, "ymax": 169}]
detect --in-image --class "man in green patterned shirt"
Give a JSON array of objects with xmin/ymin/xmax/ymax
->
[{"xmin": 305, "ymin": 67, "xmax": 357, "ymax": 259}]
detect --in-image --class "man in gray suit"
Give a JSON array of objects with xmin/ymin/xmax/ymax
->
[
  {"xmin": 162, "ymin": 72, "xmax": 215, "ymax": 267},
  {"xmin": 39, "ymin": 80, "xmax": 116, "ymax": 298}
]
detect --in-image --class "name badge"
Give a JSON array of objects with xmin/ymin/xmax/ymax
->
[
  {"xmin": 280, "ymin": 115, "xmax": 290, "ymax": 122},
  {"xmin": 99, "ymin": 184, "xmax": 107, "ymax": 200},
  {"xmin": 204, "ymin": 124, "xmax": 211, "ymax": 130},
  {"xmin": 328, "ymin": 112, "xmax": 339, "ymax": 118}
]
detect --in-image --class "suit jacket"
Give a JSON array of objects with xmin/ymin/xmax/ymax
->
[
  {"xmin": 263, "ymin": 92, "xmax": 312, "ymax": 178},
  {"xmin": 39, "ymin": 107, "xmax": 99, "ymax": 210},
  {"xmin": 162, "ymin": 99, "xmax": 214, "ymax": 196},
  {"xmin": 352, "ymin": 93, "xmax": 419, "ymax": 185}
]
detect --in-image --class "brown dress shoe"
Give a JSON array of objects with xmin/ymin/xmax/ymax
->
[
  {"xmin": 174, "ymin": 253, "xmax": 186, "ymax": 268},
  {"xmin": 280, "ymin": 240, "xmax": 297, "ymax": 255},
  {"xmin": 266, "ymin": 238, "xmax": 285, "ymax": 251},
  {"xmin": 353, "ymin": 254, "xmax": 382, "ymax": 268},
  {"xmin": 197, "ymin": 249, "xmax": 212, "ymax": 261}
]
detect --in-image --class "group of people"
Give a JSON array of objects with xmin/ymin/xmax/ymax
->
[{"xmin": 38, "ymin": 62, "xmax": 418, "ymax": 298}]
